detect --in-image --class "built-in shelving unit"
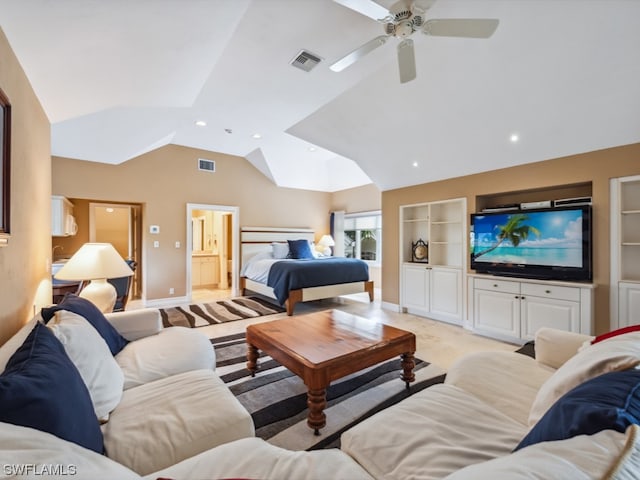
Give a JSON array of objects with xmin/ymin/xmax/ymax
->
[
  {"xmin": 399, "ymin": 198, "xmax": 466, "ymax": 325},
  {"xmin": 611, "ymin": 175, "xmax": 640, "ymax": 329}
]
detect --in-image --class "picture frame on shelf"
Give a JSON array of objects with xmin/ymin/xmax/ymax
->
[{"xmin": 412, "ymin": 239, "xmax": 428, "ymax": 263}]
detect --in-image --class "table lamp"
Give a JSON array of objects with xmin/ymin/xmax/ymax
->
[
  {"xmin": 54, "ymin": 242, "xmax": 133, "ymax": 312},
  {"xmin": 317, "ymin": 234, "xmax": 335, "ymax": 256}
]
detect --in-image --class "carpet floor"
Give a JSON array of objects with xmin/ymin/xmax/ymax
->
[
  {"xmin": 212, "ymin": 332, "xmax": 447, "ymax": 451},
  {"xmin": 160, "ymin": 296, "xmax": 284, "ymax": 328}
]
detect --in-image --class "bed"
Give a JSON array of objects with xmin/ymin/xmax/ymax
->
[{"xmin": 240, "ymin": 227, "xmax": 374, "ymax": 315}]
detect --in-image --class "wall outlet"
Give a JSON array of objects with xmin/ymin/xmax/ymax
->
[
  {"xmin": 153, "ymin": 241, "xmax": 160, "ymax": 248},
  {"xmin": 169, "ymin": 288, "xmax": 174, "ymax": 295}
]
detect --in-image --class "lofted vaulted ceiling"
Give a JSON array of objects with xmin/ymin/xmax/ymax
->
[{"xmin": 1, "ymin": 0, "xmax": 639, "ymax": 192}]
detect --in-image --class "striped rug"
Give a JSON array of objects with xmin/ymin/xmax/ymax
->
[
  {"xmin": 212, "ymin": 332, "xmax": 447, "ymax": 451},
  {"xmin": 160, "ymin": 297, "xmax": 285, "ymax": 328}
]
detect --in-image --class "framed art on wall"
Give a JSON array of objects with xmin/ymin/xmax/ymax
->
[{"xmin": 0, "ymin": 87, "xmax": 10, "ymax": 245}]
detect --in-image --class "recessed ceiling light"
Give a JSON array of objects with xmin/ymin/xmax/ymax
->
[
  {"xmin": 252, "ymin": 133, "xmax": 262, "ymax": 139},
  {"xmin": 308, "ymin": 147, "xmax": 316, "ymax": 152},
  {"xmin": 195, "ymin": 120, "xmax": 207, "ymax": 127},
  {"xmin": 105, "ymin": 207, "xmax": 114, "ymax": 213},
  {"xmin": 412, "ymin": 161, "xmax": 419, "ymax": 167},
  {"xmin": 510, "ymin": 133, "xmax": 519, "ymax": 143}
]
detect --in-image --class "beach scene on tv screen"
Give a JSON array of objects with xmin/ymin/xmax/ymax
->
[{"xmin": 472, "ymin": 210, "xmax": 584, "ymax": 267}]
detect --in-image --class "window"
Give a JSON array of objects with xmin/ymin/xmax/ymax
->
[{"xmin": 344, "ymin": 211, "xmax": 381, "ymax": 263}]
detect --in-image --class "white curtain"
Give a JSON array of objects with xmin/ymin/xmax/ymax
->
[{"xmin": 330, "ymin": 211, "xmax": 345, "ymax": 257}]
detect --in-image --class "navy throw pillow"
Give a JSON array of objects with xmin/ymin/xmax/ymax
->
[
  {"xmin": 41, "ymin": 293, "xmax": 128, "ymax": 355},
  {"xmin": 0, "ymin": 322, "xmax": 104, "ymax": 453},
  {"xmin": 287, "ymin": 239, "xmax": 314, "ymax": 259},
  {"xmin": 515, "ymin": 368, "xmax": 640, "ymax": 451}
]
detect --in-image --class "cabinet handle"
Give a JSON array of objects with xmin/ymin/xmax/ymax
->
[
  {"xmin": 545, "ymin": 290, "xmax": 551, "ymax": 294},
  {"xmin": 493, "ymin": 284, "xmax": 498, "ymax": 288},
  {"xmin": 514, "ymin": 295, "xmax": 519, "ymax": 299}
]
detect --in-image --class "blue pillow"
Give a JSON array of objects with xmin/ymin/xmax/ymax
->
[
  {"xmin": 287, "ymin": 239, "xmax": 314, "ymax": 259},
  {"xmin": 0, "ymin": 322, "xmax": 104, "ymax": 453},
  {"xmin": 41, "ymin": 293, "xmax": 128, "ymax": 355},
  {"xmin": 515, "ymin": 368, "xmax": 640, "ymax": 451}
]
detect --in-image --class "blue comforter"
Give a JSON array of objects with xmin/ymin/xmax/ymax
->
[{"xmin": 267, "ymin": 258, "xmax": 369, "ymax": 304}]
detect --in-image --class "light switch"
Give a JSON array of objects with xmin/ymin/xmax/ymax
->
[
  {"xmin": 153, "ymin": 241, "xmax": 159, "ymax": 248},
  {"xmin": 175, "ymin": 241, "xmax": 181, "ymax": 248}
]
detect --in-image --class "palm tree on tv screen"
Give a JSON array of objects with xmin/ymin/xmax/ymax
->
[{"xmin": 473, "ymin": 214, "xmax": 540, "ymax": 260}]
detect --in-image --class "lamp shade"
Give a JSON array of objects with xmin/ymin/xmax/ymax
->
[
  {"xmin": 54, "ymin": 243, "xmax": 133, "ymax": 281},
  {"xmin": 318, "ymin": 235, "xmax": 335, "ymax": 247}
]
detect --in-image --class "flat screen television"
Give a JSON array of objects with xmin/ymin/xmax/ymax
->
[{"xmin": 470, "ymin": 205, "xmax": 592, "ymax": 281}]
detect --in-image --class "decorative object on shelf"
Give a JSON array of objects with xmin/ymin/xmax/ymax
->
[
  {"xmin": 412, "ymin": 239, "xmax": 428, "ymax": 263},
  {"xmin": 54, "ymin": 243, "xmax": 134, "ymax": 313}
]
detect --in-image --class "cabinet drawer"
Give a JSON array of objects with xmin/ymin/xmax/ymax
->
[
  {"xmin": 521, "ymin": 283, "xmax": 580, "ymax": 302},
  {"xmin": 474, "ymin": 278, "xmax": 519, "ymax": 294}
]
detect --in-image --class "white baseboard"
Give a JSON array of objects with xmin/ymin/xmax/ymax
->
[
  {"xmin": 143, "ymin": 295, "xmax": 189, "ymax": 308},
  {"xmin": 381, "ymin": 301, "xmax": 401, "ymax": 312}
]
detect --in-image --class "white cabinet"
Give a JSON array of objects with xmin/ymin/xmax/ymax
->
[
  {"xmin": 51, "ymin": 196, "xmax": 77, "ymax": 237},
  {"xmin": 469, "ymin": 275, "xmax": 594, "ymax": 343},
  {"xmin": 400, "ymin": 198, "xmax": 465, "ymax": 325},
  {"xmin": 610, "ymin": 175, "xmax": 640, "ymax": 329},
  {"xmin": 191, "ymin": 255, "xmax": 220, "ymax": 287}
]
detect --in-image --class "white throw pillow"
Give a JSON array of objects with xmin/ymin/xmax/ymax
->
[
  {"xmin": 48, "ymin": 310, "xmax": 124, "ymax": 421},
  {"xmin": 271, "ymin": 242, "xmax": 290, "ymax": 259},
  {"xmin": 443, "ymin": 425, "xmax": 640, "ymax": 480},
  {"xmin": 528, "ymin": 332, "xmax": 640, "ymax": 426}
]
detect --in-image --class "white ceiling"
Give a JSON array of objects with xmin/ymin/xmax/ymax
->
[{"xmin": 1, "ymin": 0, "xmax": 639, "ymax": 192}]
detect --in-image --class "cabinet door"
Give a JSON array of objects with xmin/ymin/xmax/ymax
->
[
  {"xmin": 430, "ymin": 268, "xmax": 462, "ymax": 324},
  {"xmin": 521, "ymin": 296, "xmax": 580, "ymax": 340},
  {"xmin": 402, "ymin": 265, "xmax": 430, "ymax": 316},
  {"xmin": 474, "ymin": 289, "xmax": 520, "ymax": 340},
  {"xmin": 201, "ymin": 257, "xmax": 216, "ymax": 285},
  {"xmin": 191, "ymin": 259, "xmax": 202, "ymax": 287},
  {"xmin": 619, "ymin": 283, "xmax": 640, "ymax": 329}
]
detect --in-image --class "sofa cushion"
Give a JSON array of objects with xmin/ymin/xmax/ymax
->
[
  {"xmin": 445, "ymin": 350, "xmax": 553, "ymax": 425},
  {"xmin": 0, "ymin": 421, "xmax": 140, "ymax": 479},
  {"xmin": 102, "ymin": 369, "xmax": 254, "ymax": 475},
  {"xmin": 444, "ymin": 425, "xmax": 640, "ymax": 480},
  {"xmin": 47, "ymin": 310, "xmax": 124, "ymax": 420},
  {"xmin": 115, "ymin": 326, "xmax": 215, "ymax": 390},
  {"xmin": 0, "ymin": 322, "xmax": 103, "ymax": 453},
  {"xmin": 529, "ymin": 332, "xmax": 640, "ymax": 426},
  {"xmin": 41, "ymin": 293, "xmax": 128, "ymax": 355},
  {"xmin": 517, "ymin": 369, "xmax": 640, "ymax": 450},
  {"xmin": 152, "ymin": 437, "xmax": 373, "ymax": 480},
  {"xmin": 341, "ymin": 383, "xmax": 527, "ymax": 480}
]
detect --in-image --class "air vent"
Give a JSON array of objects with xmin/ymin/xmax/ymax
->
[
  {"xmin": 290, "ymin": 50, "xmax": 322, "ymax": 72},
  {"xmin": 198, "ymin": 158, "xmax": 215, "ymax": 173}
]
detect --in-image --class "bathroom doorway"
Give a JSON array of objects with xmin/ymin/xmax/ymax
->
[
  {"xmin": 186, "ymin": 203, "xmax": 239, "ymax": 302},
  {"xmin": 89, "ymin": 202, "xmax": 142, "ymax": 300}
]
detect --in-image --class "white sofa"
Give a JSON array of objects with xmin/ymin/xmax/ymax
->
[
  {"xmin": 0, "ymin": 302, "xmax": 255, "ymax": 476},
  {"xmin": 1, "ymin": 313, "xmax": 639, "ymax": 479}
]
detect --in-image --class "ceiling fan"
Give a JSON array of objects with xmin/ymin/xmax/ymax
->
[{"xmin": 330, "ymin": 0, "xmax": 499, "ymax": 83}]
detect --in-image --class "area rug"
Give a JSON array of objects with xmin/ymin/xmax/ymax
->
[
  {"xmin": 212, "ymin": 332, "xmax": 447, "ymax": 451},
  {"xmin": 160, "ymin": 297, "xmax": 285, "ymax": 328}
]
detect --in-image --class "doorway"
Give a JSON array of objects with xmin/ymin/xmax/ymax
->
[
  {"xmin": 186, "ymin": 203, "xmax": 239, "ymax": 302},
  {"xmin": 89, "ymin": 202, "xmax": 142, "ymax": 300}
]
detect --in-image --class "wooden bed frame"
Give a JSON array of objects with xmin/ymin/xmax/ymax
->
[{"xmin": 240, "ymin": 227, "xmax": 374, "ymax": 315}]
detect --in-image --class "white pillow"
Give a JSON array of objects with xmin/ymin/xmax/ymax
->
[
  {"xmin": 528, "ymin": 332, "xmax": 640, "ymax": 426},
  {"xmin": 0, "ymin": 316, "xmax": 39, "ymax": 373},
  {"xmin": 271, "ymin": 242, "xmax": 289, "ymax": 259},
  {"xmin": 443, "ymin": 425, "xmax": 640, "ymax": 480},
  {"xmin": 48, "ymin": 310, "xmax": 124, "ymax": 421}
]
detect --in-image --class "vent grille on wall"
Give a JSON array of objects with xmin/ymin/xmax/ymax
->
[
  {"xmin": 198, "ymin": 158, "xmax": 215, "ymax": 172},
  {"xmin": 290, "ymin": 50, "xmax": 322, "ymax": 72}
]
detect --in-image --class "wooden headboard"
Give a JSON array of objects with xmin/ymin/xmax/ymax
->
[{"xmin": 240, "ymin": 226, "xmax": 314, "ymax": 266}]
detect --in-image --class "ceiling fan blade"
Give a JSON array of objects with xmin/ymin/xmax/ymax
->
[
  {"xmin": 330, "ymin": 35, "xmax": 389, "ymax": 72},
  {"xmin": 397, "ymin": 39, "xmax": 416, "ymax": 84},
  {"xmin": 423, "ymin": 18, "xmax": 499, "ymax": 38},
  {"xmin": 333, "ymin": 0, "xmax": 390, "ymax": 21}
]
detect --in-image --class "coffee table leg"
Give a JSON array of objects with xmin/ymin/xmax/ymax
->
[
  {"xmin": 307, "ymin": 388, "xmax": 327, "ymax": 436},
  {"xmin": 401, "ymin": 352, "xmax": 416, "ymax": 389},
  {"xmin": 246, "ymin": 344, "xmax": 259, "ymax": 377}
]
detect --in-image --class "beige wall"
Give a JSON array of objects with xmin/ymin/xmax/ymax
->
[
  {"xmin": 0, "ymin": 28, "xmax": 52, "ymax": 344},
  {"xmin": 382, "ymin": 143, "xmax": 640, "ymax": 335},
  {"xmin": 52, "ymin": 145, "xmax": 333, "ymax": 301}
]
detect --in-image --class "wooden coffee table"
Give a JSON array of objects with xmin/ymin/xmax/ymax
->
[{"xmin": 245, "ymin": 309, "xmax": 416, "ymax": 435}]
